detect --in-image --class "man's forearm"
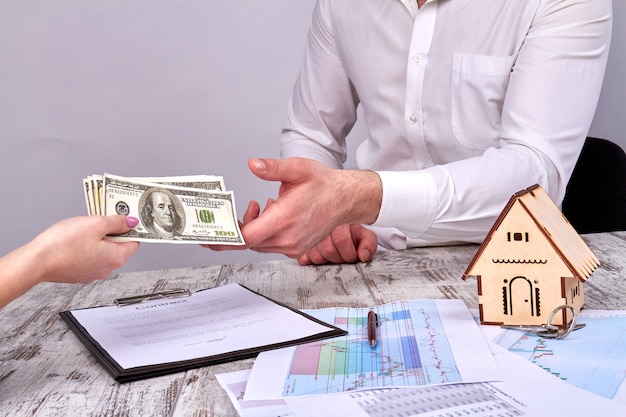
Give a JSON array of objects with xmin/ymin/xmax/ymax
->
[{"xmin": 337, "ymin": 169, "xmax": 383, "ymax": 226}]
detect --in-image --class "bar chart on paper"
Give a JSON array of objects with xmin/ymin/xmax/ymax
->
[{"xmin": 282, "ymin": 300, "xmax": 462, "ymax": 397}]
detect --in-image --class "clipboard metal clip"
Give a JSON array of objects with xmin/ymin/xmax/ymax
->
[{"xmin": 114, "ymin": 289, "xmax": 192, "ymax": 307}]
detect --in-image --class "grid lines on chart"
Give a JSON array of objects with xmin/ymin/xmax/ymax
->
[{"xmin": 282, "ymin": 300, "xmax": 461, "ymax": 396}]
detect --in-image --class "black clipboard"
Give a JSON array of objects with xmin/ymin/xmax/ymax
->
[{"xmin": 59, "ymin": 283, "xmax": 346, "ymax": 383}]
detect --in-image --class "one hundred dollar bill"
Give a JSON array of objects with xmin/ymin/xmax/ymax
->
[
  {"xmin": 83, "ymin": 174, "xmax": 226, "ymax": 216},
  {"xmin": 91, "ymin": 174, "xmax": 244, "ymax": 245},
  {"xmin": 82, "ymin": 176, "xmax": 102, "ymax": 215},
  {"xmin": 127, "ymin": 175, "xmax": 226, "ymax": 192},
  {"xmin": 83, "ymin": 178, "xmax": 96, "ymax": 215}
]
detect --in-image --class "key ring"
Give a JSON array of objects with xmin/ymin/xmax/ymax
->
[
  {"xmin": 501, "ymin": 305, "xmax": 585, "ymax": 339},
  {"xmin": 536, "ymin": 305, "xmax": 582, "ymax": 339}
]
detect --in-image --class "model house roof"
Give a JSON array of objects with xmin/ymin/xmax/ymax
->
[{"xmin": 462, "ymin": 184, "xmax": 599, "ymax": 282}]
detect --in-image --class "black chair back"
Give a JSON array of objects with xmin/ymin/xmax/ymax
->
[{"xmin": 562, "ymin": 137, "xmax": 626, "ymax": 233}]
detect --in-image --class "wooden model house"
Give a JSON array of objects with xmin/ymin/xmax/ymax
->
[{"xmin": 462, "ymin": 184, "xmax": 599, "ymax": 327}]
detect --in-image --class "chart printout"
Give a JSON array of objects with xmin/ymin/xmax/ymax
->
[
  {"xmin": 493, "ymin": 309, "xmax": 626, "ymax": 404},
  {"xmin": 245, "ymin": 299, "xmax": 500, "ymax": 399},
  {"xmin": 218, "ymin": 341, "xmax": 626, "ymax": 417}
]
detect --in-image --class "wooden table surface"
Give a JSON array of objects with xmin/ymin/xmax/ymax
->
[{"xmin": 2, "ymin": 232, "xmax": 626, "ymax": 416}]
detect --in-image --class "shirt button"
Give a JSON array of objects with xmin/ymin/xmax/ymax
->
[
  {"xmin": 409, "ymin": 114, "xmax": 418, "ymax": 124},
  {"xmin": 413, "ymin": 54, "xmax": 423, "ymax": 63}
]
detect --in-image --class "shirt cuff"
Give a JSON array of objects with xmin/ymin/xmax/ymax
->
[{"xmin": 373, "ymin": 169, "xmax": 438, "ymax": 237}]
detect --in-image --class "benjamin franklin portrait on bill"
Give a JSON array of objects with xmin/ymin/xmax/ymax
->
[{"xmin": 139, "ymin": 187, "xmax": 185, "ymax": 239}]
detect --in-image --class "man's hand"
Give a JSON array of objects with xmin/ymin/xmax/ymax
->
[
  {"xmin": 296, "ymin": 224, "xmax": 377, "ymax": 265},
  {"xmin": 241, "ymin": 157, "xmax": 382, "ymax": 258}
]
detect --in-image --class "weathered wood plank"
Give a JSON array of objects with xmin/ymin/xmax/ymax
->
[
  {"xmin": 361, "ymin": 244, "xmax": 481, "ymax": 309},
  {"xmin": 216, "ymin": 259, "xmax": 374, "ymax": 309},
  {"xmin": 580, "ymin": 232, "xmax": 626, "ymax": 310}
]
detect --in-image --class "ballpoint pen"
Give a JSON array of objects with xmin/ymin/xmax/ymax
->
[
  {"xmin": 367, "ymin": 310, "xmax": 379, "ymax": 349},
  {"xmin": 114, "ymin": 289, "xmax": 191, "ymax": 307}
]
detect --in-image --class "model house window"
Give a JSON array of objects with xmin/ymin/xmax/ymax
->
[{"xmin": 507, "ymin": 232, "xmax": 530, "ymax": 242}]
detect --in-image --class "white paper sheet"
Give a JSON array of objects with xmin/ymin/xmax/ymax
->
[
  {"xmin": 215, "ymin": 370, "xmax": 294, "ymax": 417},
  {"xmin": 283, "ymin": 343, "xmax": 626, "ymax": 416},
  {"xmin": 70, "ymin": 283, "xmax": 338, "ymax": 369}
]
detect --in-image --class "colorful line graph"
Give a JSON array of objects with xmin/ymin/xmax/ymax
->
[{"xmin": 281, "ymin": 300, "xmax": 461, "ymax": 396}]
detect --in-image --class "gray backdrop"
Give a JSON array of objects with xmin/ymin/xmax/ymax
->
[{"xmin": 1, "ymin": 1, "xmax": 623, "ymax": 273}]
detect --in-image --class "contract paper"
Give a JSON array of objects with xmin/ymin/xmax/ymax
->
[{"xmin": 68, "ymin": 283, "xmax": 343, "ymax": 369}]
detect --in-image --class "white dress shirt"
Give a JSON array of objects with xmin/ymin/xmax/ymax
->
[{"xmin": 281, "ymin": 0, "xmax": 612, "ymax": 250}]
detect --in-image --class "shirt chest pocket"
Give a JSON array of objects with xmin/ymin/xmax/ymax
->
[{"xmin": 451, "ymin": 53, "xmax": 517, "ymax": 150}]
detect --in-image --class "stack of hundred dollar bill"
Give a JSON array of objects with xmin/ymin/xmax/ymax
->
[{"xmin": 83, "ymin": 173, "xmax": 245, "ymax": 245}]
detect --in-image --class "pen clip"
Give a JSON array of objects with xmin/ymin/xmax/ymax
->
[{"xmin": 114, "ymin": 288, "xmax": 192, "ymax": 307}]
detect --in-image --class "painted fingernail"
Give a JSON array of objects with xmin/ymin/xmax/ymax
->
[
  {"xmin": 126, "ymin": 216, "xmax": 139, "ymax": 227},
  {"xmin": 251, "ymin": 158, "xmax": 266, "ymax": 171}
]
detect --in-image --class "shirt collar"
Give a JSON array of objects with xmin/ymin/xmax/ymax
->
[
  {"xmin": 400, "ymin": 0, "xmax": 418, "ymax": 16},
  {"xmin": 399, "ymin": 0, "xmax": 437, "ymax": 18}
]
